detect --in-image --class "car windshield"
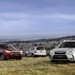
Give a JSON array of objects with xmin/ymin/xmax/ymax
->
[
  {"xmin": 59, "ymin": 42, "xmax": 75, "ymax": 48},
  {"xmin": 8, "ymin": 44, "xmax": 17, "ymax": 51},
  {"xmin": 37, "ymin": 47, "xmax": 44, "ymax": 50},
  {"xmin": 0, "ymin": 44, "xmax": 17, "ymax": 50}
]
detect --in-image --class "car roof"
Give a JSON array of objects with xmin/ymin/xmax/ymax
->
[
  {"xmin": 63, "ymin": 40, "xmax": 75, "ymax": 42},
  {"xmin": 35, "ymin": 46, "xmax": 45, "ymax": 48}
]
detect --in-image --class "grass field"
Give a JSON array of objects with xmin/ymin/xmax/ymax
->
[{"xmin": 0, "ymin": 57, "xmax": 75, "ymax": 75}]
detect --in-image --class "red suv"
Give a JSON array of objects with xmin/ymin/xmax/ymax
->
[{"xmin": 0, "ymin": 43, "xmax": 23, "ymax": 60}]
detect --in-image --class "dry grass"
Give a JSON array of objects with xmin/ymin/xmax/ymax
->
[{"xmin": 0, "ymin": 57, "xmax": 75, "ymax": 75}]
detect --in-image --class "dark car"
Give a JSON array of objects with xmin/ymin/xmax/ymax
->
[{"xmin": 0, "ymin": 43, "xmax": 23, "ymax": 60}]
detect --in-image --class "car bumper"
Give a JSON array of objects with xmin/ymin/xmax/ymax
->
[
  {"xmin": 34, "ymin": 53, "xmax": 47, "ymax": 56},
  {"xmin": 5, "ymin": 53, "xmax": 23, "ymax": 59},
  {"xmin": 49, "ymin": 54, "xmax": 75, "ymax": 61}
]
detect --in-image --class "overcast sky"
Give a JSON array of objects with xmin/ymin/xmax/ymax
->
[{"xmin": 0, "ymin": 0, "xmax": 75, "ymax": 39}]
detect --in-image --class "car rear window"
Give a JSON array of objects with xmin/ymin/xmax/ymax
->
[{"xmin": 37, "ymin": 47, "xmax": 44, "ymax": 50}]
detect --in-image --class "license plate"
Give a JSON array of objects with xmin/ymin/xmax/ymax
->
[{"xmin": 57, "ymin": 56, "xmax": 63, "ymax": 58}]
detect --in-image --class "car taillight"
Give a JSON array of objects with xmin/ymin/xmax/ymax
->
[{"xmin": 5, "ymin": 50, "xmax": 11, "ymax": 53}]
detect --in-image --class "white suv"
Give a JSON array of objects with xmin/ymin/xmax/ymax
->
[
  {"xmin": 25, "ymin": 47, "xmax": 47, "ymax": 57},
  {"xmin": 49, "ymin": 40, "xmax": 75, "ymax": 62}
]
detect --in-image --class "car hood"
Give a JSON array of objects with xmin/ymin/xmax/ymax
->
[
  {"xmin": 7, "ymin": 49, "xmax": 20, "ymax": 52},
  {"xmin": 51, "ymin": 48, "xmax": 75, "ymax": 53}
]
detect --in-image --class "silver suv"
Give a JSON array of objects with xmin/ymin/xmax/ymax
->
[{"xmin": 49, "ymin": 40, "xmax": 75, "ymax": 62}]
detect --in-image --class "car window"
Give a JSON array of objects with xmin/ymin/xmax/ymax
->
[
  {"xmin": 59, "ymin": 42, "xmax": 75, "ymax": 48},
  {"xmin": 31, "ymin": 47, "xmax": 35, "ymax": 50},
  {"xmin": 37, "ymin": 47, "xmax": 44, "ymax": 50},
  {"xmin": 8, "ymin": 44, "xmax": 17, "ymax": 50},
  {"xmin": 28, "ymin": 50, "xmax": 31, "ymax": 52}
]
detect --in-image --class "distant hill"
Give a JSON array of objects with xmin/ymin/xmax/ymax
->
[{"xmin": 5, "ymin": 35, "xmax": 75, "ymax": 43}]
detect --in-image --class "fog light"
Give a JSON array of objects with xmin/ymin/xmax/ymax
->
[
  {"xmin": 69, "ymin": 55, "xmax": 74, "ymax": 61},
  {"xmin": 69, "ymin": 58, "xmax": 73, "ymax": 61}
]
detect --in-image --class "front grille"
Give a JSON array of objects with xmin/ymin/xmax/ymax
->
[
  {"xmin": 53, "ymin": 55, "xmax": 68, "ymax": 59},
  {"xmin": 12, "ymin": 52, "xmax": 20, "ymax": 54},
  {"xmin": 55, "ymin": 52, "xmax": 66, "ymax": 54}
]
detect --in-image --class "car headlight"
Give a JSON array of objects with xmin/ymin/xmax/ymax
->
[
  {"xmin": 50, "ymin": 51, "xmax": 54, "ymax": 55},
  {"xmin": 5, "ymin": 50, "xmax": 11, "ymax": 53},
  {"xmin": 67, "ymin": 51, "xmax": 75, "ymax": 61},
  {"xmin": 68, "ymin": 50, "xmax": 75, "ymax": 55},
  {"xmin": 20, "ymin": 50, "xmax": 23, "ymax": 54}
]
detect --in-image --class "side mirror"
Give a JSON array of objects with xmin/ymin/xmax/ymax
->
[{"xmin": 20, "ymin": 48, "xmax": 23, "ymax": 50}]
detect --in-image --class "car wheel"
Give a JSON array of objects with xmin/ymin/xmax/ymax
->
[
  {"xmin": 50, "ymin": 60, "xmax": 54, "ymax": 62},
  {"xmin": 32, "ymin": 53, "xmax": 35, "ymax": 57},
  {"xmin": 25, "ymin": 53, "xmax": 27, "ymax": 57},
  {"xmin": 0, "ymin": 54, "xmax": 5, "ymax": 60}
]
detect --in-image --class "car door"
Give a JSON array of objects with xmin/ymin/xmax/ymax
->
[
  {"xmin": 29, "ymin": 47, "xmax": 35, "ymax": 56},
  {"xmin": 26, "ymin": 49, "xmax": 31, "ymax": 56}
]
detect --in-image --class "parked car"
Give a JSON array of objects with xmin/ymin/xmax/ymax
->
[
  {"xmin": 25, "ymin": 46, "xmax": 47, "ymax": 57},
  {"xmin": 49, "ymin": 40, "xmax": 75, "ymax": 62},
  {"xmin": 0, "ymin": 43, "xmax": 23, "ymax": 60}
]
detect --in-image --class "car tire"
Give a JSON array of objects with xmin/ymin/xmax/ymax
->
[
  {"xmin": 25, "ymin": 53, "xmax": 27, "ymax": 57},
  {"xmin": 50, "ymin": 60, "xmax": 54, "ymax": 62},
  {"xmin": 0, "ymin": 54, "xmax": 5, "ymax": 60},
  {"xmin": 32, "ymin": 53, "xmax": 35, "ymax": 57}
]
